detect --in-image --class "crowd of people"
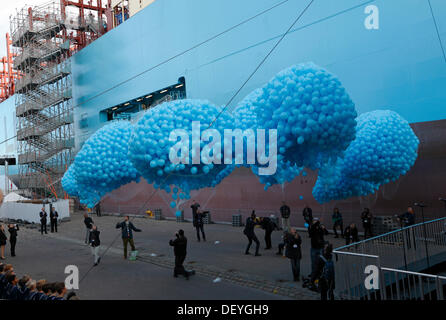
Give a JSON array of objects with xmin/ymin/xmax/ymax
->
[
  {"xmin": 0, "ymin": 199, "xmax": 419, "ymax": 301},
  {"xmin": 0, "ymin": 263, "xmax": 78, "ymax": 300}
]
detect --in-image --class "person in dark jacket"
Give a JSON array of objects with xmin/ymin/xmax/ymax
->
[
  {"xmin": 309, "ymin": 218, "xmax": 328, "ymax": 278},
  {"xmin": 0, "ymin": 225, "xmax": 7, "ymax": 259},
  {"xmin": 3, "ymin": 272, "xmax": 17, "ymax": 299},
  {"xmin": 50, "ymin": 207, "xmax": 58, "ymax": 233},
  {"xmin": 39, "ymin": 207, "xmax": 48, "ymax": 235},
  {"xmin": 192, "ymin": 201, "xmax": 206, "ymax": 242},
  {"xmin": 95, "ymin": 201, "xmax": 102, "ymax": 217},
  {"xmin": 398, "ymin": 207, "xmax": 415, "ymax": 227},
  {"xmin": 243, "ymin": 211, "xmax": 261, "ymax": 256},
  {"xmin": 260, "ymin": 216, "xmax": 278, "ymax": 249},
  {"xmin": 116, "ymin": 216, "xmax": 141, "ymax": 259},
  {"xmin": 52, "ymin": 282, "xmax": 67, "ymax": 300},
  {"xmin": 25, "ymin": 280, "xmax": 39, "ymax": 301},
  {"xmin": 280, "ymin": 201, "xmax": 291, "ymax": 231},
  {"xmin": 32, "ymin": 279, "xmax": 48, "ymax": 301},
  {"xmin": 9, "ymin": 275, "xmax": 30, "ymax": 300},
  {"xmin": 285, "ymin": 228, "xmax": 302, "ymax": 281},
  {"xmin": 89, "ymin": 225, "xmax": 101, "ymax": 266},
  {"xmin": 169, "ymin": 229, "xmax": 194, "ymax": 279},
  {"xmin": 8, "ymin": 224, "xmax": 19, "ymax": 257},
  {"xmin": 361, "ymin": 208, "xmax": 373, "ymax": 239},
  {"xmin": 344, "ymin": 223, "xmax": 359, "ymax": 245},
  {"xmin": 83, "ymin": 212, "xmax": 94, "ymax": 244},
  {"xmin": 312, "ymin": 243, "xmax": 335, "ymax": 300},
  {"xmin": 332, "ymin": 208, "xmax": 343, "ymax": 238},
  {"xmin": 302, "ymin": 205, "xmax": 313, "ymax": 235}
]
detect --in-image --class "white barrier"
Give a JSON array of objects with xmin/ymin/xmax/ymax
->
[{"xmin": 0, "ymin": 200, "xmax": 70, "ymax": 224}]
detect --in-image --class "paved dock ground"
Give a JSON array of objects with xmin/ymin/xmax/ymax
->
[{"xmin": 1, "ymin": 212, "xmax": 345, "ymax": 300}]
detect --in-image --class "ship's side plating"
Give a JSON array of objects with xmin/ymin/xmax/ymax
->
[{"xmin": 3, "ymin": 0, "xmax": 444, "ymax": 222}]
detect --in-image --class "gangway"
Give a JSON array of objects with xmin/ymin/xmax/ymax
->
[{"xmin": 333, "ymin": 217, "xmax": 446, "ymax": 300}]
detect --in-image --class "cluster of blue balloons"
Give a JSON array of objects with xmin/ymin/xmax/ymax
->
[
  {"xmin": 312, "ymin": 110, "xmax": 419, "ymax": 203},
  {"xmin": 234, "ymin": 89, "xmax": 303, "ymax": 188},
  {"xmin": 128, "ymin": 99, "xmax": 235, "ymax": 208},
  {"xmin": 61, "ymin": 163, "xmax": 79, "ymax": 197},
  {"xmin": 250, "ymin": 62, "xmax": 357, "ymax": 170},
  {"xmin": 312, "ymin": 159, "xmax": 380, "ymax": 203},
  {"xmin": 233, "ymin": 63, "xmax": 357, "ymax": 189},
  {"xmin": 342, "ymin": 110, "xmax": 419, "ymax": 184},
  {"xmin": 63, "ymin": 121, "xmax": 140, "ymax": 208},
  {"xmin": 62, "ymin": 62, "xmax": 419, "ymax": 208}
]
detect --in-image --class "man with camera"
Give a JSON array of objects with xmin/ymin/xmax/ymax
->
[
  {"xmin": 243, "ymin": 211, "xmax": 261, "ymax": 256},
  {"xmin": 309, "ymin": 218, "xmax": 328, "ymax": 278},
  {"xmin": 169, "ymin": 229, "xmax": 194, "ymax": 279}
]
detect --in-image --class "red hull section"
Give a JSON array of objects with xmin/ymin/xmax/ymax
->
[{"xmin": 102, "ymin": 119, "xmax": 446, "ymax": 227}]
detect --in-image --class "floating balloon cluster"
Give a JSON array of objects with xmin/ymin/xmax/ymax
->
[
  {"xmin": 64, "ymin": 121, "xmax": 140, "ymax": 207},
  {"xmin": 61, "ymin": 163, "xmax": 79, "ymax": 197},
  {"xmin": 342, "ymin": 110, "xmax": 419, "ymax": 184},
  {"xmin": 312, "ymin": 159, "xmax": 380, "ymax": 203},
  {"xmin": 234, "ymin": 89, "xmax": 303, "ymax": 189},
  {"xmin": 128, "ymin": 99, "xmax": 235, "ymax": 208},
  {"xmin": 250, "ymin": 62, "xmax": 357, "ymax": 170},
  {"xmin": 62, "ymin": 62, "xmax": 418, "ymax": 208},
  {"xmin": 312, "ymin": 110, "xmax": 419, "ymax": 203}
]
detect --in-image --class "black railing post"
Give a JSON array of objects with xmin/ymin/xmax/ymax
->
[{"xmin": 420, "ymin": 205, "xmax": 430, "ymax": 269}]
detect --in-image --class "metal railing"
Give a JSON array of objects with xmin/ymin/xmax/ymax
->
[
  {"xmin": 333, "ymin": 217, "xmax": 446, "ymax": 300},
  {"xmin": 380, "ymin": 267, "xmax": 446, "ymax": 300},
  {"xmin": 336, "ymin": 217, "xmax": 446, "ymax": 270}
]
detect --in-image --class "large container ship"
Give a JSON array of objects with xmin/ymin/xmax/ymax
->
[{"xmin": 2, "ymin": 0, "xmax": 446, "ymax": 226}]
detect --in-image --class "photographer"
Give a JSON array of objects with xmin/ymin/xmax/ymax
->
[
  {"xmin": 260, "ymin": 216, "xmax": 279, "ymax": 250},
  {"xmin": 344, "ymin": 223, "xmax": 359, "ymax": 245},
  {"xmin": 243, "ymin": 211, "xmax": 261, "ymax": 256},
  {"xmin": 309, "ymin": 218, "xmax": 328, "ymax": 279},
  {"xmin": 8, "ymin": 224, "xmax": 19, "ymax": 257},
  {"xmin": 312, "ymin": 243, "xmax": 335, "ymax": 300},
  {"xmin": 169, "ymin": 229, "xmax": 194, "ymax": 279}
]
